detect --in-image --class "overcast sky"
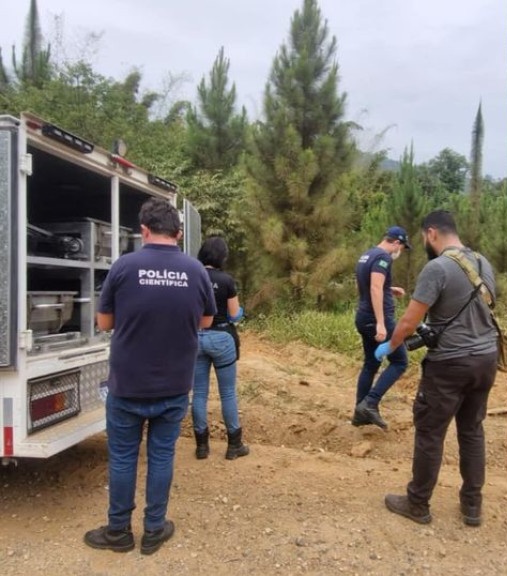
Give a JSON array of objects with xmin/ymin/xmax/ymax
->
[{"xmin": 2, "ymin": 0, "xmax": 506, "ymax": 177}]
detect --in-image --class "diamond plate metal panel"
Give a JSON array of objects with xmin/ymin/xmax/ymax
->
[
  {"xmin": 0, "ymin": 130, "xmax": 13, "ymax": 366},
  {"xmin": 183, "ymin": 199, "xmax": 201, "ymax": 258},
  {"xmin": 80, "ymin": 360, "xmax": 110, "ymax": 411}
]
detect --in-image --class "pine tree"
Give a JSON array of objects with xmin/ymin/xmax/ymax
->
[
  {"xmin": 467, "ymin": 102, "xmax": 484, "ymax": 248},
  {"xmin": 383, "ymin": 146, "xmax": 428, "ymax": 291},
  {"xmin": 12, "ymin": 0, "xmax": 52, "ymax": 88},
  {"xmin": 186, "ymin": 46, "xmax": 247, "ymax": 170},
  {"xmin": 243, "ymin": 0, "xmax": 354, "ymax": 307},
  {"xmin": 0, "ymin": 48, "xmax": 9, "ymax": 92},
  {"xmin": 480, "ymin": 186, "xmax": 507, "ymax": 273}
]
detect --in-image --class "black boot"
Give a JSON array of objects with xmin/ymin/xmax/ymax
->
[
  {"xmin": 194, "ymin": 428, "xmax": 210, "ymax": 459},
  {"xmin": 385, "ymin": 494, "xmax": 432, "ymax": 524},
  {"xmin": 354, "ymin": 399, "xmax": 388, "ymax": 430},
  {"xmin": 225, "ymin": 428, "xmax": 250, "ymax": 460}
]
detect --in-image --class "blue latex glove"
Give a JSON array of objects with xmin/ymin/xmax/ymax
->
[
  {"xmin": 227, "ymin": 306, "xmax": 244, "ymax": 323},
  {"xmin": 375, "ymin": 341, "xmax": 393, "ymax": 361}
]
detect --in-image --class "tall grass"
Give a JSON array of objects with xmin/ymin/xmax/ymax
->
[
  {"xmin": 248, "ymin": 309, "xmax": 363, "ymax": 360},
  {"xmin": 247, "ymin": 309, "xmax": 427, "ymax": 369}
]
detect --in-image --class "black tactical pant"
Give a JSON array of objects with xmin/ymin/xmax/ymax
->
[{"xmin": 407, "ymin": 351, "xmax": 497, "ymax": 508}]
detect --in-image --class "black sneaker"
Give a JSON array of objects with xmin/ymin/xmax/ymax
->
[
  {"xmin": 355, "ymin": 399, "xmax": 388, "ymax": 430},
  {"xmin": 141, "ymin": 520, "xmax": 175, "ymax": 555},
  {"xmin": 84, "ymin": 525, "xmax": 134, "ymax": 552},
  {"xmin": 460, "ymin": 502, "xmax": 482, "ymax": 527}
]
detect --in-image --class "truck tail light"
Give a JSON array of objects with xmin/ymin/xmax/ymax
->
[
  {"xmin": 29, "ymin": 370, "xmax": 81, "ymax": 432},
  {"xmin": 2, "ymin": 398, "xmax": 14, "ymax": 457}
]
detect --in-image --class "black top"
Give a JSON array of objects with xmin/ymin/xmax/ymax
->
[{"xmin": 206, "ymin": 267, "xmax": 237, "ymax": 327}]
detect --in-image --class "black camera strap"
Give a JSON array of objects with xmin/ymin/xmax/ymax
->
[{"xmin": 431, "ymin": 284, "xmax": 481, "ymax": 336}]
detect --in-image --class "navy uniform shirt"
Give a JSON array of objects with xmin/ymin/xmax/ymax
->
[
  {"xmin": 99, "ymin": 244, "xmax": 217, "ymax": 398},
  {"xmin": 206, "ymin": 268, "xmax": 237, "ymax": 327},
  {"xmin": 356, "ymin": 246, "xmax": 394, "ymax": 317}
]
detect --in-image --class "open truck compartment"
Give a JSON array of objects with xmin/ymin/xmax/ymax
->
[
  {"xmin": 25, "ymin": 142, "xmax": 147, "ymax": 355},
  {"xmin": 0, "ymin": 113, "xmax": 200, "ymax": 459}
]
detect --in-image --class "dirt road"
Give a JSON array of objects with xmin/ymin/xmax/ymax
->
[{"xmin": 1, "ymin": 331, "xmax": 506, "ymax": 575}]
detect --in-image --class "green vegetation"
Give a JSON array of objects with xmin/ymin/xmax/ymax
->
[
  {"xmin": 1, "ymin": 0, "xmax": 51, "ymax": 89},
  {"xmin": 246, "ymin": 308, "xmax": 429, "ymax": 371},
  {"xmin": 243, "ymin": 0, "xmax": 354, "ymax": 309},
  {"xmin": 1, "ymin": 0, "xmax": 506, "ymax": 316},
  {"xmin": 248, "ymin": 308, "xmax": 361, "ymax": 358},
  {"xmin": 186, "ymin": 46, "xmax": 247, "ymax": 171}
]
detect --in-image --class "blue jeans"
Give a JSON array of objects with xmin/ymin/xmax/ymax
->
[
  {"xmin": 355, "ymin": 311, "xmax": 408, "ymax": 405},
  {"xmin": 192, "ymin": 330, "xmax": 240, "ymax": 434},
  {"xmin": 106, "ymin": 392, "xmax": 189, "ymax": 532}
]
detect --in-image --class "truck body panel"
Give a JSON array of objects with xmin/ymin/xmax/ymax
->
[{"xmin": 0, "ymin": 112, "xmax": 200, "ymax": 459}]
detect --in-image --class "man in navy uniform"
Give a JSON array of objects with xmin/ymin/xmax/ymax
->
[
  {"xmin": 84, "ymin": 198, "xmax": 216, "ymax": 555},
  {"xmin": 352, "ymin": 226, "xmax": 411, "ymax": 429}
]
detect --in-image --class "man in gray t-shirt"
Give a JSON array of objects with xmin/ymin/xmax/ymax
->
[
  {"xmin": 414, "ymin": 252, "xmax": 497, "ymax": 361},
  {"xmin": 374, "ymin": 210, "xmax": 498, "ymax": 527}
]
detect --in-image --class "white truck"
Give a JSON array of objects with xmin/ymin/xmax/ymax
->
[{"xmin": 0, "ymin": 112, "xmax": 201, "ymax": 462}]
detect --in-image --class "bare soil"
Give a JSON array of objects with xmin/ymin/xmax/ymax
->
[{"xmin": 1, "ymin": 331, "xmax": 506, "ymax": 575}]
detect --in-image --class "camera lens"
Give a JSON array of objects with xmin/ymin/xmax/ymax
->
[{"xmin": 404, "ymin": 334, "xmax": 425, "ymax": 351}]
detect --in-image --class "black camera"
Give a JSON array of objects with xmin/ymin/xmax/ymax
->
[{"xmin": 404, "ymin": 323, "xmax": 440, "ymax": 351}]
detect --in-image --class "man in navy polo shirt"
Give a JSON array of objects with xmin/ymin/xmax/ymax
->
[
  {"xmin": 84, "ymin": 198, "xmax": 216, "ymax": 555},
  {"xmin": 352, "ymin": 226, "xmax": 411, "ymax": 430}
]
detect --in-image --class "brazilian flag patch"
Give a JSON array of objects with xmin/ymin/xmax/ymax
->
[{"xmin": 378, "ymin": 259, "xmax": 389, "ymax": 269}]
